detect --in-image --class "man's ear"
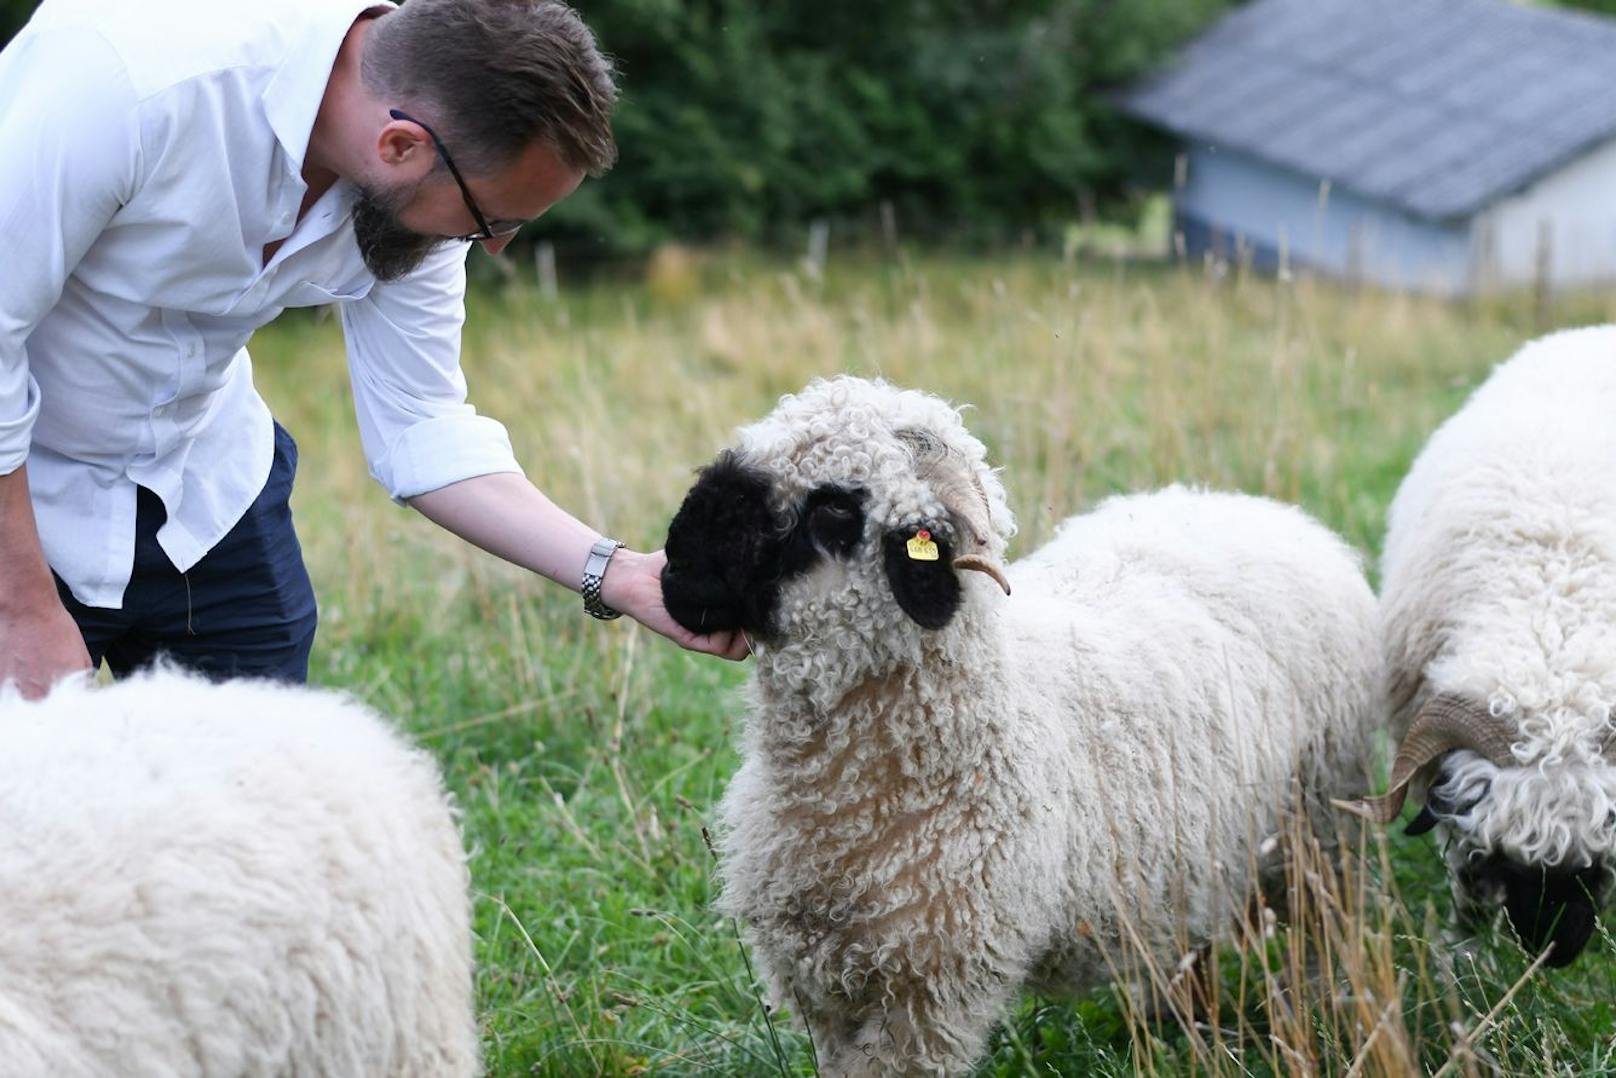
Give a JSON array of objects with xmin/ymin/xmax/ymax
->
[
  {"xmin": 881, "ymin": 527, "xmax": 961, "ymax": 630},
  {"xmin": 377, "ymin": 116, "xmax": 432, "ymax": 172}
]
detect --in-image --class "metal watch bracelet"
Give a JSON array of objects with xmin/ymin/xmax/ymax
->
[{"xmin": 581, "ymin": 537, "xmax": 626, "ymax": 620}]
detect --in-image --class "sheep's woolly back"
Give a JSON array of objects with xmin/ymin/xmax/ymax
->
[
  {"xmin": 1381, "ymin": 326, "xmax": 1616, "ymax": 868},
  {"xmin": 703, "ymin": 377, "xmax": 1381, "ymax": 1074},
  {"xmin": 1018, "ymin": 483, "xmax": 1380, "ymax": 828},
  {"xmin": 0, "ymin": 669, "xmax": 479, "ymax": 1078}
]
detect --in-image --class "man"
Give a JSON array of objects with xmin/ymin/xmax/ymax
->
[{"xmin": 0, "ymin": 0, "xmax": 749, "ymax": 698}]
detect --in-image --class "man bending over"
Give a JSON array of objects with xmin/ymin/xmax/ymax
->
[{"xmin": 0, "ymin": 0, "xmax": 749, "ymax": 696}]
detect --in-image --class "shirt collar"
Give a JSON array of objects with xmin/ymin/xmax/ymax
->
[{"xmin": 261, "ymin": 1, "xmax": 396, "ymax": 173}]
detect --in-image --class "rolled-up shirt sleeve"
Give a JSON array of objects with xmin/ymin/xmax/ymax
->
[
  {"xmin": 0, "ymin": 28, "xmax": 139, "ymax": 475},
  {"xmin": 340, "ymin": 241, "xmax": 523, "ymax": 500}
]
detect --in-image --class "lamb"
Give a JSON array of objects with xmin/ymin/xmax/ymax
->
[
  {"xmin": 1352, "ymin": 325, "xmax": 1616, "ymax": 968},
  {"xmin": 0, "ymin": 667, "xmax": 479, "ymax": 1077},
  {"xmin": 659, "ymin": 376, "xmax": 1382, "ymax": 1077}
]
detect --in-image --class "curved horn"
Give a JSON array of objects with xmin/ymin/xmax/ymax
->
[
  {"xmin": 898, "ymin": 428, "xmax": 1011, "ymax": 596},
  {"xmin": 952, "ymin": 553, "xmax": 1011, "ymax": 595},
  {"xmin": 1340, "ymin": 694, "xmax": 1517, "ymax": 824}
]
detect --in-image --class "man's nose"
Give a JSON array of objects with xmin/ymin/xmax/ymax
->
[{"xmin": 479, "ymin": 235, "xmax": 516, "ymax": 257}]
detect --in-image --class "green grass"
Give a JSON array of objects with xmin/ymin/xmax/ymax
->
[{"xmin": 250, "ymin": 253, "xmax": 1616, "ymax": 1076}]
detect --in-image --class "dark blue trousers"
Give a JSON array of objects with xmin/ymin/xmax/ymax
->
[{"xmin": 55, "ymin": 422, "xmax": 319, "ymax": 684}]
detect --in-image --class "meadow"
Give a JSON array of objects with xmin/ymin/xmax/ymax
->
[{"xmin": 251, "ymin": 251, "xmax": 1616, "ymax": 1076}]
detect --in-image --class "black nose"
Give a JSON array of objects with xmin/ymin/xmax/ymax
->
[
  {"xmin": 661, "ymin": 453, "xmax": 780, "ymax": 636},
  {"xmin": 1494, "ymin": 858, "xmax": 1607, "ymax": 967},
  {"xmin": 661, "ymin": 563, "xmax": 751, "ymax": 635},
  {"xmin": 1538, "ymin": 898, "xmax": 1597, "ymax": 968}
]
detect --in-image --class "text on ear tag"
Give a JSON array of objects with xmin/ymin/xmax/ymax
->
[{"xmin": 906, "ymin": 529, "xmax": 939, "ymax": 561}]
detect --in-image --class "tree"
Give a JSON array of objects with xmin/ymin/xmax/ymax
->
[{"xmin": 543, "ymin": 0, "xmax": 1230, "ymax": 252}]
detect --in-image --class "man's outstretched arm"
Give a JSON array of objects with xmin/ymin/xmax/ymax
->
[
  {"xmin": 410, "ymin": 472, "xmax": 751, "ymax": 661},
  {"xmin": 340, "ymin": 231, "xmax": 749, "ymax": 663}
]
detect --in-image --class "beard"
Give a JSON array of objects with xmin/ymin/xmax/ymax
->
[{"xmin": 351, "ymin": 182, "xmax": 452, "ymax": 282}]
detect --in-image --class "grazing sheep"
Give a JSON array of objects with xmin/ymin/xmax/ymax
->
[
  {"xmin": 660, "ymin": 376, "xmax": 1381, "ymax": 1077},
  {"xmin": 0, "ymin": 667, "xmax": 479, "ymax": 1077},
  {"xmin": 1353, "ymin": 325, "xmax": 1616, "ymax": 968}
]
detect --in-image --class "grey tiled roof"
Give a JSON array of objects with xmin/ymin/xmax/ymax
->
[{"xmin": 1117, "ymin": 0, "xmax": 1616, "ymax": 220}]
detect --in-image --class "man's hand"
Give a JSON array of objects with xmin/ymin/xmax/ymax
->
[
  {"xmin": 0, "ymin": 467, "xmax": 93, "ymax": 698},
  {"xmin": 602, "ymin": 548, "xmax": 752, "ymax": 661},
  {"xmin": 0, "ymin": 596, "xmax": 92, "ymax": 700}
]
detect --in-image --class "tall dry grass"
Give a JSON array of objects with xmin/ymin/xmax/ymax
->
[{"xmin": 1105, "ymin": 802, "xmax": 1565, "ymax": 1078}]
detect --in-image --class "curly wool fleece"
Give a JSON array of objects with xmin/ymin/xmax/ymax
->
[
  {"xmin": 1381, "ymin": 326, "xmax": 1616, "ymax": 880},
  {"xmin": 0, "ymin": 669, "xmax": 479, "ymax": 1078},
  {"xmin": 693, "ymin": 378, "xmax": 1381, "ymax": 1077}
]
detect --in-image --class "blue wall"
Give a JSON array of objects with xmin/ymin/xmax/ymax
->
[{"xmin": 1177, "ymin": 146, "xmax": 1475, "ymax": 295}]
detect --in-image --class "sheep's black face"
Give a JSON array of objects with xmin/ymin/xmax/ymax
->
[
  {"xmin": 1417, "ymin": 759, "xmax": 1610, "ymax": 967},
  {"xmin": 662, "ymin": 455, "xmax": 783, "ymax": 635},
  {"xmin": 1456, "ymin": 853, "xmax": 1610, "ymax": 967},
  {"xmin": 661, "ymin": 454, "xmax": 870, "ymax": 638},
  {"xmin": 1415, "ymin": 759, "xmax": 1616, "ymax": 969}
]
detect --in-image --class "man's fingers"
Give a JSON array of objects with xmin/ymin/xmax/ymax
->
[{"xmin": 690, "ymin": 630, "xmax": 750, "ymax": 662}]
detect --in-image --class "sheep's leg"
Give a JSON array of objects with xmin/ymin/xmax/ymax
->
[{"xmin": 802, "ymin": 979, "xmax": 1016, "ymax": 1078}]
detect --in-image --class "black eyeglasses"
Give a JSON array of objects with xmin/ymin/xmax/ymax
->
[{"xmin": 388, "ymin": 108, "xmax": 522, "ymax": 243}]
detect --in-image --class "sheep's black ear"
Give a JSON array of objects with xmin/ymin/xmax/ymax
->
[
  {"xmin": 1409, "ymin": 767, "xmax": 1489, "ymax": 837},
  {"xmin": 882, "ymin": 528, "xmax": 961, "ymax": 630},
  {"xmin": 1404, "ymin": 804, "xmax": 1440, "ymax": 836}
]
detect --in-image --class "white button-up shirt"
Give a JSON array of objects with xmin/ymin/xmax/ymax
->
[{"xmin": 0, "ymin": 0, "xmax": 522, "ymax": 608}]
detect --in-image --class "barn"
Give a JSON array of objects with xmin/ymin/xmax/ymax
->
[{"xmin": 1117, "ymin": 0, "xmax": 1616, "ymax": 296}]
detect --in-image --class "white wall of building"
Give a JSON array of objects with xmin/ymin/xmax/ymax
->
[{"xmin": 1473, "ymin": 136, "xmax": 1616, "ymax": 290}]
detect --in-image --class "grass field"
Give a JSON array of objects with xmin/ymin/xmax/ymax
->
[{"xmin": 251, "ymin": 252, "xmax": 1616, "ymax": 1076}]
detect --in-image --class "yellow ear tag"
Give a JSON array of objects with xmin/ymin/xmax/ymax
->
[{"xmin": 906, "ymin": 528, "xmax": 940, "ymax": 561}]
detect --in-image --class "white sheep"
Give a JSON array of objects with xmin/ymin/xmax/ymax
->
[
  {"xmin": 0, "ymin": 667, "xmax": 479, "ymax": 1077},
  {"xmin": 1355, "ymin": 325, "xmax": 1616, "ymax": 967},
  {"xmin": 659, "ymin": 376, "xmax": 1381, "ymax": 1077}
]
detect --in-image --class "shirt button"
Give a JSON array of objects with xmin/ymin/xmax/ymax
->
[{"xmin": 153, "ymin": 404, "xmax": 171, "ymax": 417}]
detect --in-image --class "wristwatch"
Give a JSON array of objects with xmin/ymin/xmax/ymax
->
[{"xmin": 581, "ymin": 537, "xmax": 626, "ymax": 620}]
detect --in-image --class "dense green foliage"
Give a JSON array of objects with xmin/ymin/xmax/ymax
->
[{"xmin": 546, "ymin": 0, "xmax": 1229, "ymax": 252}]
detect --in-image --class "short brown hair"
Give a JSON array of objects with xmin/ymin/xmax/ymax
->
[{"xmin": 362, "ymin": 0, "xmax": 618, "ymax": 176}]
